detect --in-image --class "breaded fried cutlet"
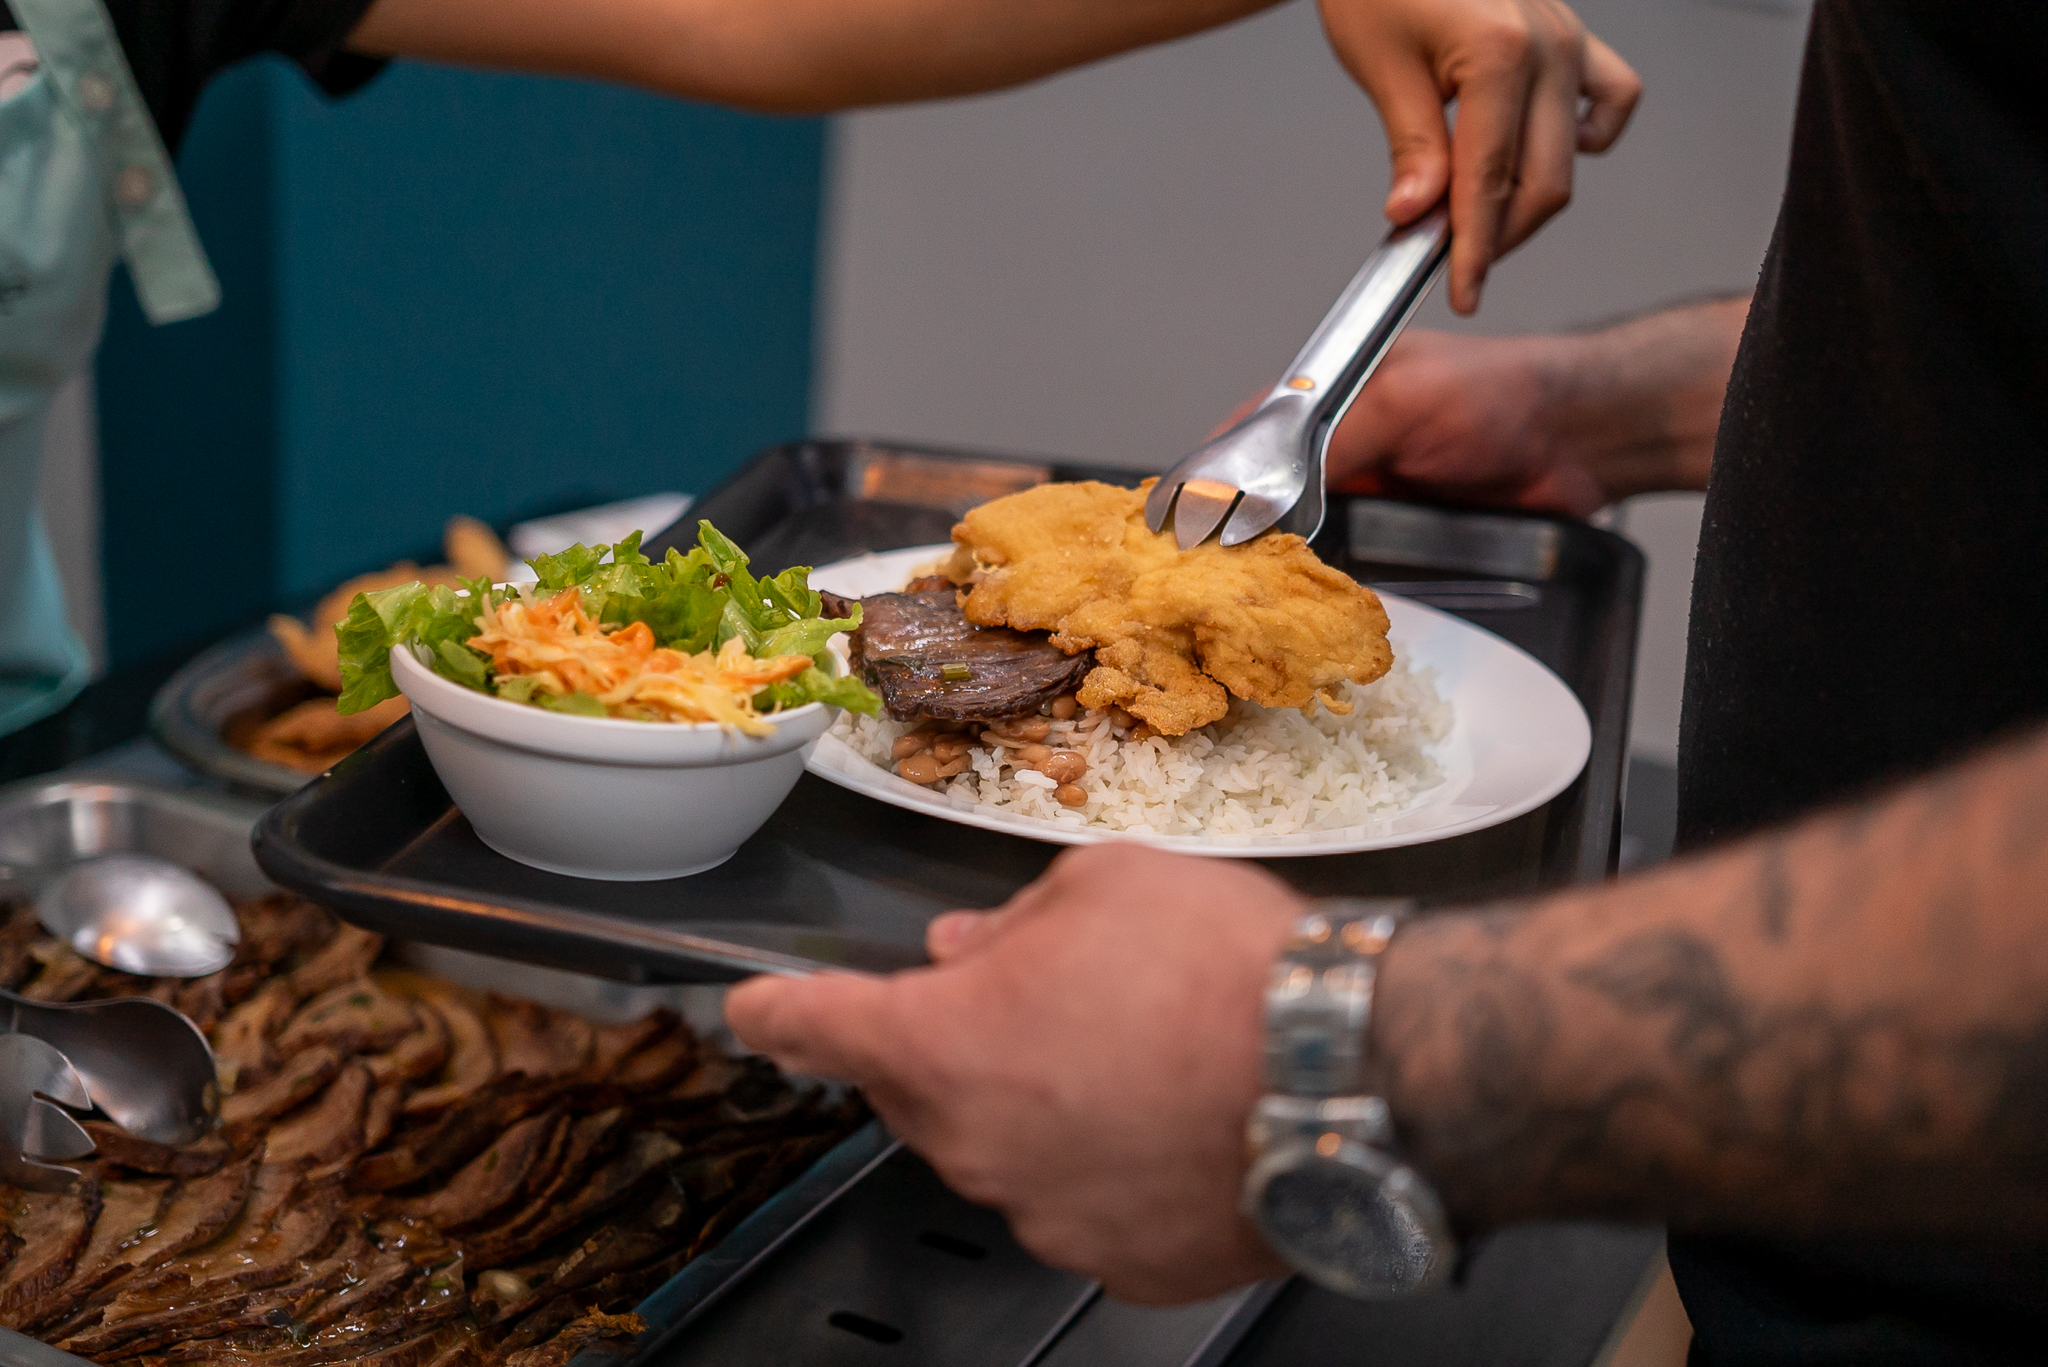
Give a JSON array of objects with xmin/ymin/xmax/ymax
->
[{"xmin": 950, "ymin": 480, "xmax": 1392, "ymax": 735}]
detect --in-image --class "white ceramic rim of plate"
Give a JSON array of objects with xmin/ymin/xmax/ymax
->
[{"xmin": 802, "ymin": 544, "xmax": 1592, "ymax": 857}]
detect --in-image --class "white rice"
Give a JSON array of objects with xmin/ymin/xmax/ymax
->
[{"xmin": 831, "ymin": 649, "xmax": 1452, "ymax": 838}]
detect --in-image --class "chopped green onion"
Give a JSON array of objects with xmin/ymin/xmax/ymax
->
[{"xmin": 941, "ymin": 663, "xmax": 972, "ymax": 683}]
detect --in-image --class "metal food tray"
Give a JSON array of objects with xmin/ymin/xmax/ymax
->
[
  {"xmin": 149, "ymin": 630, "xmax": 319, "ymax": 799},
  {"xmin": 0, "ymin": 778, "xmax": 897, "ymax": 1367},
  {"xmin": 253, "ymin": 438, "xmax": 1642, "ymax": 983}
]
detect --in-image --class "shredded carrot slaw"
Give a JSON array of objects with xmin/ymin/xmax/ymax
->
[{"xmin": 468, "ymin": 589, "xmax": 813, "ymax": 734}]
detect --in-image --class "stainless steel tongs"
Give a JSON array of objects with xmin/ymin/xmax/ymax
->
[
  {"xmin": 2, "ymin": 988, "xmax": 220, "ymax": 1189},
  {"xmin": 1146, "ymin": 205, "xmax": 1452, "ymax": 549}
]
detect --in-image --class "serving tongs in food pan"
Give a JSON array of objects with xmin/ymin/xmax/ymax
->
[
  {"xmin": 1, "ymin": 988, "xmax": 220, "ymax": 1189},
  {"xmin": 1148, "ymin": 203, "xmax": 1451, "ymax": 549}
]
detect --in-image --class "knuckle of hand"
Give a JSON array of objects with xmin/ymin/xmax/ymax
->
[
  {"xmin": 1470, "ymin": 18, "xmax": 1533, "ymax": 68},
  {"xmin": 1470, "ymin": 158, "xmax": 1517, "ymax": 205}
]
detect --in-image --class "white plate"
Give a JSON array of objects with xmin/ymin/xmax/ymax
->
[{"xmin": 804, "ymin": 546, "xmax": 1591, "ymax": 857}]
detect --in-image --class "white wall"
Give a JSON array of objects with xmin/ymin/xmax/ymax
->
[{"xmin": 815, "ymin": 0, "xmax": 1812, "ymax": 761}]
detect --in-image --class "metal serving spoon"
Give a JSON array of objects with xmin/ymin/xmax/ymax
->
[{"xmin": 21, "ymin": 853, "xmax": 241, "ymax": 978}]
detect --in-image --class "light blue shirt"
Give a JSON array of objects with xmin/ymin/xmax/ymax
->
[{"xmin": 0, "ymin": 0, "xmax": 217, "ymax": 736}]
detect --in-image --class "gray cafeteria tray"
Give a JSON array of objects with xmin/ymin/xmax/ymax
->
[
  {"xmin": 0, "ymin": 778, "xmax": 896, "ymax": 1367},
  {"xmin": 253, "ymin": 437, "xmax": 1643, "ymax": 983}
]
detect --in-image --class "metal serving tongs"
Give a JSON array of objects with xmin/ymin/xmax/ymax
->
[
  {"xmin": 0, "ymin": 1034, "xmax": 97, "ymax": 1190},
  {"xmin": 2, "ymin": 989, "xmax": 221, "ymax": 1190},
  {"xmin": 1146, "ymin": 203, "xmax": 1452, "ymax": 549}
]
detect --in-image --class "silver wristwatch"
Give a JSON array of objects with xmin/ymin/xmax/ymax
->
[{"xmin": 1241, "ymin": 898, "xmax": 1455, "ymax": 1296}]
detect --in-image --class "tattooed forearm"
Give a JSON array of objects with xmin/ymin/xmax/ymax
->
[{"xmin": 1372, "ymin": 722, "xmax": 2048, "ymax": 1240}]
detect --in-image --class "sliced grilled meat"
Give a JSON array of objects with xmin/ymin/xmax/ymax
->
[
  {"xmin": 64, "ymin": 1181, "xmax": 346, "ymax": 1358},
  {"xmin": 264, "ymin": 1065, "xmax": 371, "ymax": 1167},
  {"xmin": 850, "ymin": 589, "xmax": 1090, "ymax": 722},
  {"xmin": 222, "ymin": 1048, "xmax": 344, "ymax": 1139},
  {"xmin": 470, "ymin": 1132, "xmax": 682, "ymax": 1296},
  {"xmin": 16, "ymin": 1176, "xmax": 171, "ymax": 1328},
  {"xmin": 362, "ymin": 1002, "xmax": 450, "ymax": 1089},
  {"xmin": 580, "ymin": 1011, "xmax": 678, "ymax": 1085},
  {"xmin": 277, "ymin": 982, "xmax": 416, "ymax": 1059},
  {"xmin": 456, "ymin": 1108, "xmax": 631, "ymax": 1271},
  {"xmin": 389, "ymin": 1110, "xmax": 563, "ymax": 1231},
  {"xmin": 213, "ymin": 980, "xmax": 301, "ymax": 1090},
  {"xmin": 42, "ymin": 1149, "xmax": 262, "ymax": 1340},
  {"xmin": 499, "ymin": 1313, "xmax": 643, "ymax": 1367},
  {"xmin": 483, "ymin": 998, "xmax": 592, "ymax": 1082},
  {"xmin": 608, "ymin": 1028, "xmax": 697, "ymax": 1094},
  {"xmin": 0, "ymin": 1185, "xmax": 102, "ymax": 1324},
  {"xmin": 350, "ymin": 1078, "xmax": 552, "ymax": 1194},
  {"xmin": 394, "ymin": 985, "xmax": 498, "ymax": 1119},
  {"xmin": 1, "ymin": 906, "xmax": 43, "ymax": 989},
  {"xmin": 286, "ymin": 925, "xmax": 385, "ymax": 1000},
  {"xmin": 85, "ymin": 1123, "xmax": 231, "ymax": 1177}
]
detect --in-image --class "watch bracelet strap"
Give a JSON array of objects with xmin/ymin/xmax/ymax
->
[{"xmin": 1264, "ymin": 897, "xmax": 1413, "ymax": 1098}]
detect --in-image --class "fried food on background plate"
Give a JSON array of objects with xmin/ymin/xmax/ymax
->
[
  {"xmin": 242, "ymin": 694, "xmax": 410, "ymax": 774},
  {"xmin": 248, "ymin": 519, "xmax": 514, "ymax": 772},
  {"xmin": 267, "ymin": 518, "xmax": 512, "ymax": 694},
  {"xmin": 950, "ymin": 480, "xmax": 1393, "ymax": 735}
]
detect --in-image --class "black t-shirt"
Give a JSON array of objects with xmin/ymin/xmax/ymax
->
[
  {"xmin": 0, "ymin": 0, "xmax": 383, "ymax": 150},
  {"xmin": 1677, "ymin": 0, "xmax": 2048, "ymax": 1362}
]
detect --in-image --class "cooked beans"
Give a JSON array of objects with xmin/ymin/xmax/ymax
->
[
  {"xmin": 897, "ymin": 753, "xmax": 941, "ymax": 785},
  {"xmin": 1017, "ymin": 743, "xmax": 1052, "ymax": 767},
  {"xmin": 891, "ymin": 734, "xmax": 930, "ymax": 760},
  {"xmin": 932, "ymin": 734, "xmax": 972, "ymax": 763},
  {"xmin": 993, "ymin": 715, "xmax": 1051, "ymax": 742},
  {"xmin": 1040, "ymin": 750, "xmax": 1087, "ymax": 784},
  {"xmin": 1055, "ymin": 784, "xmax": 1087, "ymax": 807},
  {"xmin": 1107, "ymin": 706, "xmax": 1136, "ymax": 729},
  {"xmin": 936, "ymin": 756, "xmax": 970, "ymax": 778},
  {"xmin": 1049, "ymin": 695, "xmax": 1079, "ymax": 721}
]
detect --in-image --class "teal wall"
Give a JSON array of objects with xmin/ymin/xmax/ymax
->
[{"xmin": 98, "ymin": 59, "xmax": 825, "ymax": 664}]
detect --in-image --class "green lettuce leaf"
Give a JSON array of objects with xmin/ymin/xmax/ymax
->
[
  {"xmin": 538, "ymin": 691, "xmax": 608, "ymax": 717},
  {"xmin": 332, "ymin": 519, "xmax": 878, "ymax": 719},
  {"xmin": 758, "ymin": 604, "xmax": 860, "ymax": 662},
  {"xmin": 753, "ymin": 666, "xmax": 881, "ymax": 716}
]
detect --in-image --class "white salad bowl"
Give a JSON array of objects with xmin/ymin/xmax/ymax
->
[{"xmin": 390, "ymin": 645, "xmax": 835, "ymax": 881}]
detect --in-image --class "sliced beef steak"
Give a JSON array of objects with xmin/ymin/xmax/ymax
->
[
  {"xmin": 0, "ymin": 1184, "xmax": 102, "ymax": 1324},
  {"xmin": 850, "ymin": 589, "xmax": 1090, "ymax": 722},
  {"xmin": 469, "ymin": 1131, "xmax": 682, "ymax": 1290},
  {"xmin": 213, "ymin": 980, "xmax": 301, "ymax": 1089},
  {"xmin": 456, "ymin": 1109, "xmax": 632, "ymax": 1270},
  {"xmin": 222, "ymin": 1048, "xmax": 344, "ymax": 1138},
  {"xmin": 350, "ymin": 1079, "xmax": 551, "ymax": 1194},
  {"xmin": 388, "ymin": 1109, "xmax": 563, "ymax": 1230},
  {"xmin": 264, "ymin": 1065, "xmax": 371, "ymax": 1167},
  {"xmin": 85, "ymin": 1123, "xmax": 231, "ymax": 1177},
  {"xmin": 277, "ymin": 983, "xmax": 415, "ymax": 1059},
  {"xmin": 483, "ymin": 999, "xmax": 592, "ymax": 1082},
  {"xmin": 498, "ymin": 1311, "xmax": 643, "ymax": 1367},
  {"xmin": 607, "ymin": 1029, "xmax": 697, "ymax": 1094},
  {"xmin": 581, "ymin": 1011, "xmax": 678, "ymax": 1085},
  {"xmin": 362, "ymin": 1001, "xmax": 450, "ymax": 1088},
  {"xmin": 286, "ymin": 925, "xmax": 384, "ymax": 1000},
  {"xmin": 393, "ymin": 985, "xmax": 498, "ymax": 1119},
  {"xmin": 45, "ymin": 1149, "xmax": 262, "ymax": 1335},
  {"xmin": 16, "ymin": 1176, "xmax": 171, "ymax": 1327}
]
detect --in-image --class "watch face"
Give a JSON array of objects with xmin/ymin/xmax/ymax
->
[{"xmin": 1251, "ymin": 1143, "xmax": 1452, "ymax": 1297}]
